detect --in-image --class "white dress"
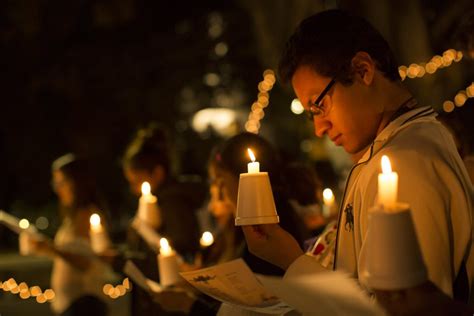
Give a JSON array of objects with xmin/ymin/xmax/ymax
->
[{"xmin": 50, "ymin": 218, "xmax": 110, "ymax": 314}]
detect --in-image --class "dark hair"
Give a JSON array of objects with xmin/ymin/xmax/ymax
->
[
  {"xmin": 52, "ymin": 153, "xmax": 102, "ymax": 213},
  {"xmin": 210, "ymin": 132, "xmax": 282, "ymax": 183},
  {"xmin": 122, "ymin": 123, "xmax": 170, "ymax": 174},
  {"xmin": 278, "ymin": 9, "xmax": 400, "ymax": 85}
]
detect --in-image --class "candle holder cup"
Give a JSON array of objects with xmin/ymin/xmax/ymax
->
[
  {"xmin": 235, "ymin": 172, "xmax": 279, "ymax": 226},
  {"xmin": 138, "ymin": 197, "xmax": 161, "ymax": 228},
  {"xmin": 360, "ymin": 203, "xmax": 428, "ymax": 290}
]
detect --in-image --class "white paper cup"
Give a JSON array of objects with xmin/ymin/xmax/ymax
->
[
  {"xmin": 138, "ymin": 197, "xmax": 161, "ymax": 228},
  {"xmin": 360, "ymin": 204, "xmax": 428, "ymax": 290},
  {"xmin": 235, "ymin": 172, "xmax": 279, "ymax": 226},
  {"xmin": 90, "ymin": 230, "xmax": 110, "ymax": 253}
]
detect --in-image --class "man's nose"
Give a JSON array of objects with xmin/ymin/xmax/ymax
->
[{"xmin": 314, "ymin": 117, "xmax": 330, "ymax": 138}]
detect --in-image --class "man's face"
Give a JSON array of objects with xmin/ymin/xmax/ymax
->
[{"xmin": 291, "ymin": 65, "xmax": 381, "ymax": 154}]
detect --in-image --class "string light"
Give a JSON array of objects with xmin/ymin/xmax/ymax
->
[
  {"xmin": 0, "ymin": 278, "xmax": 55, "ymax": 303},
  {"xmin": 245, "ymin": 69, "xmax": 276, "ymax": 134},
  {"xmin": 399, "ymin": 49, "xmax": 463, "ymax": 80},
  {"xmin": 103, "ymin": 278, "xmax": 132, "ymax": 299},
  {"xmin": 442, "ymin": 82, "xmax": 474, "ymax": 113}
]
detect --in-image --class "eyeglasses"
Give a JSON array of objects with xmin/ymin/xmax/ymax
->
[{"xmin": 306, "ymin": 79, "xmax": 336, "ymax": 121}]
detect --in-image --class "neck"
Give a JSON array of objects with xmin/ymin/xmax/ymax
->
[{"xmin": 375, "ymin": 80, "xmax": 413, "ymax": 136}]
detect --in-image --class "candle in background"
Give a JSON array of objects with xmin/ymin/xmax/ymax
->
[
  {"xmin": 322, "ymin": 188, "xmax": 335, "ymax": 217},
  {"xmin": 18, "ymin": 219, "xmax": 32, "ymax": 256},
  {"xmin": 378, "ymin": 155, "xmax": 398, "ymax": 209},
  {"xmin": 199, "ymin": 231, "xmax": 214, "ymax": 248},
  {"xmin": 141, "ymin": 182, "xmax": 153, "ymax": 200},
  {"xmin": 89, "ymin": 213, "xmax": 109, "ymax": 253},
  {"xmin": 138, "ymin": 181, "xmax": 161, "ymax": 227},
  {"xmin": 158, "ymin": 238, "xmax": 180, "ymax": 287},
  {"xmin": 247, "ymin": 148, "xmax": 260, "ymax": 173}
]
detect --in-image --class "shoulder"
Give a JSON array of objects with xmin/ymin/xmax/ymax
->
[{"xmin": 365, "ymin": 119, "xmax": 459, "ymax": 177}]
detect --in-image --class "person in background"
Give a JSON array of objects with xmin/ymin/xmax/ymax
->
[
  {"xmin": 151, "ymin": 132, "xmax": 311, "ymax": 315},
  {"xmin": 122, "ymin": 123, "xmax": 206, "ymax": 316},
  {"xmin": 282, "ymin": 162, "xmax": 331, "ymax": 236},
  {"xmin": 30, "ymin": 153, "xmax": 111, "ymax": 316}
]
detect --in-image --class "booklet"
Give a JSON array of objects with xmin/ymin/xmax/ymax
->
[
  {"xmin": 179, "ymin": 259, "xmax": 294, "ymax": 315},
  {"xmin": 180, "ymin": 258, "xmax": 386, "ymax": 316},
  {"xmin": 257, "ymin": 273, "xmax": 385, "ymax": 316}
]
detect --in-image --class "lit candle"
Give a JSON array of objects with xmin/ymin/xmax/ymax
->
[
  {"xmin": 378, "ymin": 155, "xmax": 398, "ymax": 209},
  {"xmin": 138, "ymin": 182, "xmax": 160, "ymax": 227},
  {"xmin": 199, "ymin": 231, "xmax": 214, "ymax": 248},
  {"xmin": 89, "ymin": 213, "xmax": 109, "ymax": 253},
  {"xmin": 235, "ymin": 147, "xmax": 279, "ymax": 226},
  {"xmin": 323, "ymin": 188, "xmax": 334, "ymax": 206},
  {"xmin": 158, "ymin": 238, "xmax": 180, "ymax": 287},
  {"xmin": 322, "ymin": 188, "xmax": 335, "ymax": 217},
  {"xmin": 247, "ymin": 148, "xmax": 260, "ymax": 173},
  {"xmin": 159, "ymin": 237, "xmax": 174, "ymax": 256},
  {"xmin": 90, "ymin": 213, "xmax": 103, "ymax": 233},
  {"xmin": 141, "ymin": 182, "xmax": 154, "ymax": 201}
]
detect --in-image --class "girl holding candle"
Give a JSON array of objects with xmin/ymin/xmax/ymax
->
[{"xmin": 29, "ymin": 154, "xmax": 111, "ymax": 316}]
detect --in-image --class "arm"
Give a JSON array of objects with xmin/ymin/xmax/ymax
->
[{"xmin": 31, "ymin": 238, "xmax": 92, "ymax": 271}]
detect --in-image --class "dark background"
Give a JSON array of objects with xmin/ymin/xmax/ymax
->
[{"xmin": 1, "ymin": 0, "xmax": 473, "ymax": 245}]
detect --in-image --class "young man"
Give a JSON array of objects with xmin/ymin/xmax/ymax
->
[{"xmin": 242, "ymin": 9, "xmax": 474, "ymax": 309}]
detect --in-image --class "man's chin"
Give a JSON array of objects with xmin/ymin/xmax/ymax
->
[{"xmin": 346, "ymin": 144, "xmax": 370, "ymax": 159}]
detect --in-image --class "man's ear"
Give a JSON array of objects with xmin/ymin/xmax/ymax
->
[{"xmin": 350, "ymin": 51, "xmax": 375, "ymax": 85}]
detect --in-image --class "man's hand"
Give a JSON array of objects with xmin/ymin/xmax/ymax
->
[{"xmin": 242, "ymin": 224, "xmax": 304, "ymax": 270}]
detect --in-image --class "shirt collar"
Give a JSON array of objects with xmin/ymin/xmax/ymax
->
[{"xmin": 358, "ymin": 105, "xmax": 437, "ymax": 163}]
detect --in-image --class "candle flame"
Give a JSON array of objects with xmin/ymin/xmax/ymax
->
[
  {"xmin": 381, "ymin": 155, "xmax": 392, "ymax": 174},
  {"xmin": 160, "ymin": 237, "xmax": 169, "ymax": 249},
  {"xmin": 19, "ymin": 219, "xmax": 30, "ymax": 230},
  {"xmin": 160, "ymin": 237, "xmax": 173, "ymax": 255},
  {"xmin": 323, "ymin": 188, "xmax": 334, "ymax": 201},
  {"xmin": 247, "ymin": 148, "xmax": 256, "ymax": 162},
  {"xmin": 200, "ymin": 231, "xmax": 214, "ymax": 247},
  {"xmin": 90, "ymin": 213, "xmax": 101, "ymax": 226},
  {"xmin": 141, "ymin": 182, "xmax": 151, "ymax": 195}
]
